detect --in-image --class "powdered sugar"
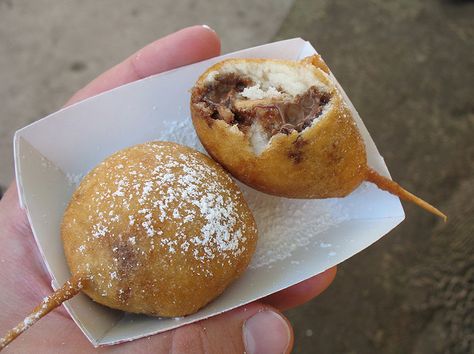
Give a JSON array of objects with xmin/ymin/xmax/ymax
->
[
  {"xmin": 67, "ymin": 142, "xmax": 256, "ymax": 295},
  {"xmin": 156, "ymin": 119, "xmax": 350, "ymax": 268},
  {"xmin": 242, "ymin": 188, "xmax": 348, "ymax": 268},
  {"xmin": 66, "ymin": 172, "xmax": 84, "ymax": 186},
  {"xmin": 155, "ymin": 120, "xmax": 205, "ymax": 153}
]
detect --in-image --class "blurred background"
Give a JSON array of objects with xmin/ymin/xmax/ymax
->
[{"xmin": 0, "ymin": 0, "xmax": 472, "ymax": 353}]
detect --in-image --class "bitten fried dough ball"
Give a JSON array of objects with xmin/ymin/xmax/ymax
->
[
  {"xmin": 62, "ymin": 141, "xmax": 258, "ymax": 317},
  {"xmin": 190, "ymin": 55, "xmax": 446, "ymax": 220}
]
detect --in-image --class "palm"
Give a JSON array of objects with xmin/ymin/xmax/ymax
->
[{"xmin": 0, "ymin": 26, "xmax": 336, "ymax": 353}]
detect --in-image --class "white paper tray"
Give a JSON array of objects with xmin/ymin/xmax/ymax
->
[{"xmin": 14, "ymin": 38, "xmax": 404, "ymax": 346}]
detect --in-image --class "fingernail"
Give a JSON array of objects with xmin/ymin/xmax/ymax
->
[
  {"xmin": 243, "ymin": 309, "xmax": 292, "ymax": 354},
  {"xmin": 201, "ymin": 24, "xmax": 216, "ymax": 33}
]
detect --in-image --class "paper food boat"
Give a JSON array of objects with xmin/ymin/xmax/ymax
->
[{"xmin": 14, "ymin": 38, "xmax": 404, "ymax": 346}]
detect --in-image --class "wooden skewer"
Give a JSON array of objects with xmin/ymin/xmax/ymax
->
[
  {"xmin": 0, "ymin": 276, "xmax": 85, "ymax": 351},
  {"xmin": 365, "ymin": 168, "xmax": 447, "ymax": 222}
]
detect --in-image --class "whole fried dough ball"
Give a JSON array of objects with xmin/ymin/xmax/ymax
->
[{"xmin": 62, "ymin": 142, "xmax": 257, "ymax": 317}]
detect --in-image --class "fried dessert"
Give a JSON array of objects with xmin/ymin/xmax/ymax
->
[
  {"xmin": 190, "ymin": 55, "xmax": 446, "ymax": 220},
  {"xmin": 1, "ymin": 141, "xmax": 257, "ymax": 349}
]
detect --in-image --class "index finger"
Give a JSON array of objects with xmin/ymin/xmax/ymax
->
[
  {"xmin": 262, "ymin": 267, "xmax": 337, "ymax": 311},
  {"xmin": 66, "ymin": 25, "xmax": 220, "ymax": 106}
]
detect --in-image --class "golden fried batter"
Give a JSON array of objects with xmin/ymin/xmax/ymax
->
[
  {"xmin": 190, "ymin": 56, "xmax": 446, "ymax": 220},
  {"xmin": 62, "ymin": 141, "xmax": 258, "ymax": 317}
]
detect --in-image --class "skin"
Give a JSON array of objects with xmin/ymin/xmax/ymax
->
[{"xmin": 0, "ymin": 26, "xmax": 336, "ymax": 353}]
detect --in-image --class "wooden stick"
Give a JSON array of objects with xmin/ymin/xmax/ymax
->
[
  {"xmin": 366, "ymin": 168, "xmax": 447, "ymax": 221},
  {"xmin": 0, "ymin": 276, "xmax": 85, "ymax": 351}
]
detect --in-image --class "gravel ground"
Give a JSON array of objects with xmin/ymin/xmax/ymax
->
[
  {"xmin": 277, "ymin": 0, "xmax": 473, "ymax": 353},
  {"xmin": 0, "ymin": 0, "xmax": 293, "ymax": 189}
]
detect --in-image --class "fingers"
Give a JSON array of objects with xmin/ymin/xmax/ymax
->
[
  {"xmin": 0, "ymin": 182, "xmax": 31, "ymax": 237},
  {"xmin": 151, "ymin": 269, "xmax": 335, "ymax": 353},
  {"xmin": 66, "ymin": 25, "xmax": 221, "ymax": 106},
  {"xmin": 6, "ymin": 25, "xmax": 219, "ymax": 231},
  {"xmin": 241, "ymin": 305, "xmax": 293, "ymax": 354},
  {"xmin": 113, "ymin": 302, "xmax": 293, "ymax": 354},
  {"xmin": 1, "ymin": 302, "xmax": 293, "ymax": 354},
  {"xmin": 262, "ymin": 266, "xmax": 337, "ymax": 312}
]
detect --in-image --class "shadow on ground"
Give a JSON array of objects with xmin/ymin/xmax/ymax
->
[{"xmin": 275, "ymin": 0, "xmax": 473, "ymax": 353}]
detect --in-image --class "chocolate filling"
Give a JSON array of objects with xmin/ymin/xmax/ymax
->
[{"xmin": 197, "ymin": 73, "xmax": 330, "ymax": 136}]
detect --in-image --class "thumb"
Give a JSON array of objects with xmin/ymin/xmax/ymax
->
[{"xmin": 159, "ymin": 302, "xmax": 293, "ymax": 354}]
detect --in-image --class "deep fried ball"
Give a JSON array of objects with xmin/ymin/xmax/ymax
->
[
  {"xmin": 62, "ymin": 141, "xmax": 258, "ymax": 317},
  {"xmin": 190, "ymin": 56, "xmax": 445, "ymax": 220}
]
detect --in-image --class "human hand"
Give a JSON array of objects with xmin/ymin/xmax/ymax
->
[{"xmin": 0, "ymin": 25, "xmax": 336, "ymax": 353}]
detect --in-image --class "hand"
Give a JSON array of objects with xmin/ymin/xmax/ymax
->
[{"xmin": 0, "ymin": 26, "xmax": 336, "ymax": 353}]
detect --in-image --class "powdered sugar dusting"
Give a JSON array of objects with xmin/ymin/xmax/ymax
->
[
  {"xmin": 67, "ymin": 142, "xmax": 255, "ymax": 297},
  {"xmin": 156, "ymin": 120, "xmax": 205, "ymax": 153},
  {"xmin": 242, "ymin": 188, "xmax": 348, "ymax": 268},
  {"xmin": 66, "ymin": 172, "xmax": 84, "ymax": 186},
  {"xmin": 156, "ymin": 119, "xmax": 350, "ymax": 268}
]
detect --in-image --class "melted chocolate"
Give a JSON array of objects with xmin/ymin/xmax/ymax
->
[
  {"xmin": 204, "ymin": 73, "xmax": 253, "ymax": 107},
  {"xmin": 200, "ymin": 73, "xmax": 330, "ymax": 136},
  {"xmin": 257, "ymin": 87, "xmax": 330, "ymax": 135}
]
